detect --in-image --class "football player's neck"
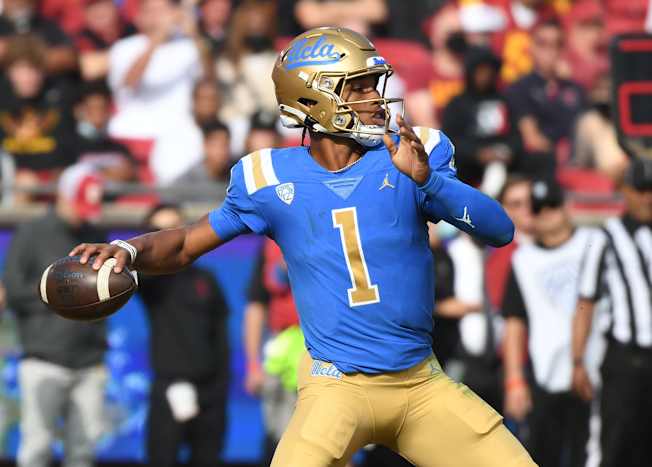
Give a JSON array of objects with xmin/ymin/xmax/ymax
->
[{"xmin": 309, "ymin": 132, "xmax": 365, "ymax": 172}]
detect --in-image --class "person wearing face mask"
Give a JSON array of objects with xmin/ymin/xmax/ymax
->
[
  {"xmin": 5, "ymin": 163, "xmax": 108, "ymax": 467},
  {"xmin": 215, "ymin": 0, "xmax": 279, "ymax": 123},
  {"xmin": 74, "ymin": 80, "xmax": 136, "ymax": 184}
]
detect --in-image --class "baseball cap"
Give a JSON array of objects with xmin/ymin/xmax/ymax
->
[
  {"xmin": 531, "ymin": 178, "xmax": 565, "ymax": 214},
  {"xmin": 58, "ymin": 163, "xmax": 104, "ymax": 222},
  {"xmin": 624, "ymin": 157, "xmax": 652, "ymax": 191}
]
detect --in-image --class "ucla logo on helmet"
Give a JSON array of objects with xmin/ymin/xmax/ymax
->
[{"xmin": 285, "ymin": 36, "xmax": 342, "ymax": 70}]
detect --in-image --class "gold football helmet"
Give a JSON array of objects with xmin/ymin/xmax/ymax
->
[{"xmin": 272, "ymin": 27, "xmax": 403, "ymax": 147}]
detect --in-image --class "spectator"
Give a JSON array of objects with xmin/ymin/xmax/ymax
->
[
  {"xmin": 505, "ymin": 18, "xmax": 586, "ymax": 178},
  {"xmin": 76, "ymin": 0, "xmax": 137, "ymax": 81},
  {"xmin": 445, "ymin": 229, "xmax": 505, "ymax": 411},
  {"xmin": 193, "ymin": 78, "xmax": 221, "ymax": 127},
  {"xmin": 559, "ymin": 0, "xmax": 607, "ymax": 93},
  {"xmin": 0, "ymin": 36, "xmax": 77, "ymax": 203},
  {"xmin": 503, "ymin": 179, "xmax": 602, "ymax": 467},
  {"xmin": 5, "ymin": 163, "xmax": 107, "ymax": 467},
  {"xmin": 244, "ymin": 239, "xmax": 300, "ymax": 464},
  {"xmin": 425, "ymin": 3, "xmax": 465, "ymax": 121},
  {"xmin": 40, "ymin": 0, "xmax": 86, "ymax": 36},
  {"xmin": 605, "ymin": 0, "xmax": 650, "ymax": 36},
  {"xmin": 485, "ymin": 175, "xmax": 534, "ymax": 314},
  {"xmin": 426, "ymin": 223, "xmax": 468, "ymax": 370},
  {"xmin": 573, "ymin": 74, "xmax": 628, "ymax": 182},
  {"xmin": 442, "ymin": 46, "xmax": 517, "ymax": 195},
  {"xmin": 199, "ymin": 0, "xmax": 231, "ymax": 58},
  {"xmin": 139, "ymin": 203, "xmax": 229, "ymax": 467},
  {"xmin": 459, "ymin": 1, "xmax": 506, "ymax": 48},
  {"xmin": 171, "ymin": 120, "xmax": 231, "ymax": 200},
  {"xmin": 492, "ymin": 0, "xmax": 557, "ymax": 84},
  {"xmin": 294, "ymin": 0, "xmax": 388, "ymax": 37},
  {"xmin": 216, "ymin": 0, "xmax": 278, "ymax": 123},
  {"xmin": 244, "ymin": 111, "xmax": 282, "ymax": 154},
  {"xmin": 572, "ymin": 158, "xmax": 652, "ymax": 467},
  {"xmin": 108, "ymin": 0, "xmax": 206, "ymax": 185},
  {"xmin": 0, "ymin": 0, "xmax": 77, "ymax": 75},
  {"xmin": 73, "ymin": 80, "xmax": 136, "ymax": 183}
]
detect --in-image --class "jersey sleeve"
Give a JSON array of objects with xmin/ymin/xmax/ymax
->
[
  {"xmin": 413, "ymin": 126, "xmax": 457, "ymax": 179},
  {"xmin": 502, "ymin": 268, "xmax": 528, "ymax": 325},
  {"xmin": 208, "ymin": 160, "xmax": 269, "ymax": 241},
  {"xmin": 416, "ymin": 129, "xmax": 514, "ymax": 248}
]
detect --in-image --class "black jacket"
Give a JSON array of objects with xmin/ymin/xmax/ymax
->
[
  {"xmin": 5, "ymin": 211, "xmax": 107, "ymax": 368},
  {"xmin": 442, "ymin": 47, "xmax": 520, "ymax": 185},
  {"xmin": 139, "ymin": 267, "xmax": 230, "ymax": 383}
]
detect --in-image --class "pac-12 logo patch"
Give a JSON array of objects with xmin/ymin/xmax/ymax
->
[{"xmin": 276, "ymin": 182, "xmax": 295, "ymax": 205}]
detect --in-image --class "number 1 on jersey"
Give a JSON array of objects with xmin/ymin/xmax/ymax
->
[{"xmin": 332, "ymin": 207, "xmax": 380, "ymax": 307}]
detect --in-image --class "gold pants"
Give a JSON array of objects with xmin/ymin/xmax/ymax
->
[{"xmin": 271, "ymin": 353, "xmax": 536, "ymax": 467}]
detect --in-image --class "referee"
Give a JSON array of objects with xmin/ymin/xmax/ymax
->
[{"xmin": 572, "ymin": 157, "xmax": 652, "ymax": 467}]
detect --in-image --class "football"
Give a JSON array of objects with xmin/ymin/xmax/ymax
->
[{"xmin": 39, "ymin": 256, "xmax": 138, "ymax": 321}]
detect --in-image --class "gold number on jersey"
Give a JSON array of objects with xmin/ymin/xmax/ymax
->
[{"xmin": 332, "ymin": 207, "xmax": 380, "ymax": 307}]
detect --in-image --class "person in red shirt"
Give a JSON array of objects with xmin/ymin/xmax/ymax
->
[{"xmin": 243, "ymin": 239, "xmax": 300, "ymax": 464}]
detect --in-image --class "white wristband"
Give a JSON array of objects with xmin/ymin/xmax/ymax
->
[{"xmin": 110, "ymin": 240, "xmax": 137, "ymax": 265}]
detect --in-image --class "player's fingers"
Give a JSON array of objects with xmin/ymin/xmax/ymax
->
[
  {"xmin": 79, "ymin": 245, "xmax": 98, "ymax": 264},
  {"xmin": 410, "ymin": 140, "xmax": 427, "ymax": 156},
  {"xmin": 399, "ymin": 126, "xmax": 419, "ymax": 143},
  {"xmin": 383, "ymin": 134, "xmax": 397, "ymax": 155},
  {"xmin": 69, "ymin": 243, "xmax": 86, "ymax": 257},
  {"xmin": 91, "ymin": 248, "xmax": 113, "ymax": 271}
]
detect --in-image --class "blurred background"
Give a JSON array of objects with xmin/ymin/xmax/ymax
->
[{"xmin": 0, "ymin": 0, "xmax": 650, "ymax": 466}]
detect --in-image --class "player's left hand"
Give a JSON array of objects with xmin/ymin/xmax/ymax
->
[{"xmin": 384, "ymin": 114, "xmax": 430, "ymax": 186}]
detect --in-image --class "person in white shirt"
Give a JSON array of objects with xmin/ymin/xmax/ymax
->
[
  {"xmin": 107, "ymin": 0, "xmax": 206, "ymax": 185},
  {"xmin": 502, "ymin": 179, "xmax": 604, "ymax": 467}
]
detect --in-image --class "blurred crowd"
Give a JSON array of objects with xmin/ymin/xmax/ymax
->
[
  {"xmin": 0, "ymin": 0, "xmax": 649, "ymax": 206},
  {"xmin": 2, "ymin": 0, "xmax": 652, "ymax": 466}
]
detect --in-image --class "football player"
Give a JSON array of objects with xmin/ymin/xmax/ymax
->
[{"xmin": 71, "ymin": 28, "xmax": 535, "ymax": 466}]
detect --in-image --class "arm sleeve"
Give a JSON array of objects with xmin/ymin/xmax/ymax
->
[
  {"xmin": 417, "ymin": 130, "xmax": 514, "ymax": 247},
  {"xmin": 502, "ymin": 268, "xmax": 527, "ymax": 325},
  {"xmin": 208, "ymin": 160, "xmax": 269, "ymax": 241},
  {"xmin": 247, "ymin": 249, "xmax": 270, "ymax": 305},
  {"xmin": 578, "ymin": 229, "xmax": 608, "ymax": 301}
]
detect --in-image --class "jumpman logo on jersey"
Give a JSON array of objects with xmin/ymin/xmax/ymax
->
[
  {"xmin": 455, "ymin": 206, "xmax": 475, "ymax": 228},
  {"xmin": 379, "ymin": 173, "xmax": 395, "ymax": 190}
]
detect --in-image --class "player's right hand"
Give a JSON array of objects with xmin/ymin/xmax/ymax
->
[
  {"xmin": 504, "ymin": 380, "xmax": 532, "ymax": 421},
  {"xmin": 572, "ymin": 364, "xmax": 594, "ymax": 401},
  {"xmin": 68, "ymin": 243, "xmax": 132, "ymax": 274}
]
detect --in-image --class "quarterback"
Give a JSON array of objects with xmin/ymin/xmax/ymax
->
[{"xmin": 71, "ymin": 28, "xmax": 535, "ymax": 466}]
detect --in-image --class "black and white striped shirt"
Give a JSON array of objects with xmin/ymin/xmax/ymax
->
[{"xmin": 579, "ymin": 216, "xmax": 652, "ymax": 348}]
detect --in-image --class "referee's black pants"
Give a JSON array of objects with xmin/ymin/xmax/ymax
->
[
  {"xmin": 526, "ymin": 386, "xmax": 590, "ymax": 467},
  {"xmin": 600, "ymin": 341, "xmax": 652, "ymax": 467},
  {"xmin": 147, "ymin": 376, "xmax": 227, "ymax": 467}
]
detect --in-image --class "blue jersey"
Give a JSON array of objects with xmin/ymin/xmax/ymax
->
[{"xmin": 209, "ymin": 128, "xmax": 513, "ymax": 373}]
